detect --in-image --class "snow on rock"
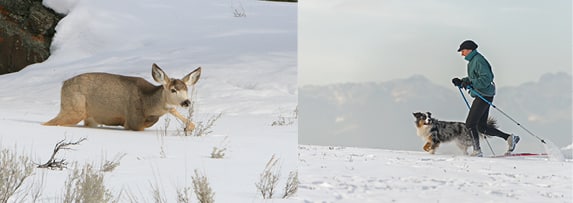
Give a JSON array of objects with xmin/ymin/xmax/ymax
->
[
  {"xmin": 297, "ymin": 145, "xmax": 572, "ymax": 202},
  {"xmin": 43, "ymin": 0, "xmax": 78, "ymax": 15}
]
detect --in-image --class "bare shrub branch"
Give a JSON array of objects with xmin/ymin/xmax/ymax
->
[
  {"xmin": 255, "ymin": 154, "xmax": 281, "ymax": 199},
  {"xmin": 192, "ymin": 169, "xmax": 215, "ymax": 203},
  {"xmin": 38, "ymin": 138, "xmax": 87, "ymax": 170}
]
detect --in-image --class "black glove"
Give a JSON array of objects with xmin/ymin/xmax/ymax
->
[
  {"xmin": 452, "ymin": 78, "xmax": 462, "ymax": 87},
  {"xmin": 461, "ymin": 80, "xmax": 471, "ymax": 89}
]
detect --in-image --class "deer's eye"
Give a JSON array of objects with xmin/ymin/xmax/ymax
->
[{"xmin": 171, "ymin": 89, "xmax": 177, "ymax": 93}]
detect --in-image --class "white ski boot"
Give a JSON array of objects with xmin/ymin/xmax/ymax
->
[
  {"xmin": 470, "ymin": 149, "xmax": 483, "ymax": 157},
  {"xmin": 505, "ymin": 134, "xmax": 520, "ymax": 155}
]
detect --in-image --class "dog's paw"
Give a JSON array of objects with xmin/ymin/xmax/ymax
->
[{"xmin": 423, "ymin": 143, "xmax": 432, "ymax": 152}]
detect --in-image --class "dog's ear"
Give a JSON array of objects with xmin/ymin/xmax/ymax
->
[
  {"xmin": 426, "ymin": 112, "xmax": 432, "ymax": 118},
  {"xmin": 413, "ymin": 112, "xmax": 421, "ymax": 117}
]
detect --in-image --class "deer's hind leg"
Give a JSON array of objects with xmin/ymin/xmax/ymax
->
[
  {"xmin": 43, "ymin": 90, "xmax": 87, "ymax": 126},
  {"xmin": 84, "ymin": 117, "xmax": 100, "ymax": 128}
]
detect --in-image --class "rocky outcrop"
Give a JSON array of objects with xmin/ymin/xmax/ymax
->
[{"xmin": 0, "ymin": 0, "xmax": 63, "ymax": 74}]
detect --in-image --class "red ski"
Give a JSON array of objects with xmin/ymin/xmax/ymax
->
[{"xmin": 490, "ymin": 153, "xmax": 548, "ymax": 158}]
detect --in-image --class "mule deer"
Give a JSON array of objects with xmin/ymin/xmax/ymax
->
[{"xmin": 43, "ymin": 63, "xmax": 201, "ymax": 131}]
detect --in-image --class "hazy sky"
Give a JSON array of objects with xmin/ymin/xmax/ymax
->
[{"xmin": 299, "ymin": 0, "xmax": 572, "ymax": 87}]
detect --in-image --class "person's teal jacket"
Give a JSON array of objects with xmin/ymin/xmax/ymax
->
[{"xmin": 462, "ymin": 50, "xmax": 495, "ymax": 97}]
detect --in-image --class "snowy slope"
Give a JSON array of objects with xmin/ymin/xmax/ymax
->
[
  {"xmin": 0, "ymin": 0, "xmax": 296, "ymax": 202},
  {"xmin": 297, "ymin": 145, "xmax": 572, "ymax": 203}
]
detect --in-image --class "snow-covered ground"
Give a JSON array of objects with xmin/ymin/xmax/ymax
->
[
  {"xmin": 297, "ymin": 145, "xmax": 572, "ymax": 202},
  {"xmin": 0, "ymin": 0, "xmax": 296, "ymax": 202}
]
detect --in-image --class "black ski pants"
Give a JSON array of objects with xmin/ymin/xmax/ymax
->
[{"xmin": 466, "ymin": 96, "xmax": 510, "ymax": 150}]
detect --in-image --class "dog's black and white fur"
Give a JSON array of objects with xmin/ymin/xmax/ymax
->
[{"xmin": 412, "ymin": 112, "xmax": 497, "ymax": 155}]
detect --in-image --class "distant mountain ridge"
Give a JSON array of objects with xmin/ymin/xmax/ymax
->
[{"xmin": 299, "ymin": 72, "xmax": 572, "ymax": 155}]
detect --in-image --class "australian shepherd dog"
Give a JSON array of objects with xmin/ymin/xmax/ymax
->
[{"xmin": 412, "ymin": 112, "xmax": 497, "ymax": 155}]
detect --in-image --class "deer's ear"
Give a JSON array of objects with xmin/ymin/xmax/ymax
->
[
  {"xmin": 182, "ymin": 67, "xmax": 201, "ymax": 86},
  {"xmin": 152, "ymin": 63, "xmax": 170, "ymax": 85}
]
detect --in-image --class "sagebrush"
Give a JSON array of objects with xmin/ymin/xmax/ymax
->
[
  {"xmin": 100, "ymin": 153, "xmax": 126, "ymax": 172},
  {"xmin": 232, "ymin": 1, "xmax": 247, "ymax": 17},
  {"xmin": 282, "ymin": 171, "xmax": 298, "ymax": 198},
  {"xmin": 150, "ymin": 181, "xmax": 167, "ymax": 203},
  {"xmin": 255, "ymin": 155, "xmax": 298, "ymax": 199},
  {"xmin": 157, "ymin": 117, "xmax": 170, "ymax": 158},
  {"xmin": 190, "ymin": 113, "xmax": 223, "ymax": 137},
  {"xmin": 210, "ymin": 147, "xmax": 226, "ymax": 159},
  {"xmin": 255, "ymin": 154, "xmax": 280, "ymax": 199},
  {"xmin": 271, "ymin": 107, "xmax": 297, "ymax": 126},
  {"xmin": 176, "ymin": 186, "xmax": 192, "ymax": 203},
  {"xmin": 0, "ymin": 148, "xmax": 34, "ymax": 203},
  {"xmin": 211, "ymin": 137, "xmax": 229, "ymax": 159},
  {"xmin": 63, "ymin": 163, "xmax": 115, "ymax": 203},
  {"xmin": 179, "ymin": 98, "xmax": 222, "ymax": 137},
  {"xmin": 192, "ymin": 169, "xmax": 215, "ymax": 203}
]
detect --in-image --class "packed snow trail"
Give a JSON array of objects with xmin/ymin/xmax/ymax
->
[{"xmin": 297, "ymin": 145, "xmax": 572, "ymax": 203}]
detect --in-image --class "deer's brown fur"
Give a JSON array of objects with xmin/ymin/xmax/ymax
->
[{"xmin": 43, "ymin": 63, "xmax": 201, "ymax": 131}]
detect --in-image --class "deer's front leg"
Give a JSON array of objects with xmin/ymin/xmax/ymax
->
[{"xmin": 168, "ymin": 108, "xmax": 195, "ymax": 132}]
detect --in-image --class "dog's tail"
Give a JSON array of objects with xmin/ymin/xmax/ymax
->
[{"xmin": 487, "ymin": 117, "xmax": 498, "ymax": 129}]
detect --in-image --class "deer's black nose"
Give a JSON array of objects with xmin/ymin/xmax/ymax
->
[{"xmin": 181, "ymin": 100, "xmax": 191, "ymax": 107}]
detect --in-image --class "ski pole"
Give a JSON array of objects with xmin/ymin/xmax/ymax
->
[
  {"xmin": 458, "ymin": 87, "xmax": 471, "ymax": 109},
  {"xmin": 458, "ymin": 86, "xmax": 495, "ymax": 155},
  {"xmin": 467, "ymin": 86, "xmax": 546, "ymax": 144}
]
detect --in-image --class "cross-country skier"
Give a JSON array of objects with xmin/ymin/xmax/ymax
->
[{"xmin": 451, "ymin": 40, "xmax": 520, "ymax": 157}]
